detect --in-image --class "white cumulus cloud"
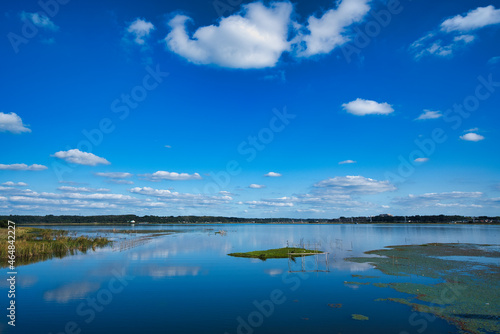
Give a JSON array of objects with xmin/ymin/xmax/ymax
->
[
  {"xmin": 440, "ymin": 5, "xmax": 500, "ymax": 32},
  {"xmin": 52, "ymin": 149, "xmax": 110, "ymax": 166},
  {"xmin": 165, "ymin": 2, "xmax": 293, "ymax": 69},
  {"xmin": 0, "ymin": 112, "xmax": 31, "ymax": 134},
  {"xmin": 264, "ymin": 172, "xmax": 282, "ymax": 177},
  {"xmin": 295, "ymin": 0, "xmax": 370, "ymax": 57},
  {"xmin": 460, "ymin": 132, "xmax": 484, "ymax": 142},
  {"xmin": 342, "ymin": 98, "xmax": 394, "ymax": 116},
  {"xmin": 165, "ymin": 0, "xmax": 372, "ymax": 68}
]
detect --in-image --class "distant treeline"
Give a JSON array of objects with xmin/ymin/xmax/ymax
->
[{"xmin": 0, "ymin": 214, "xmax": 499, "ymax": 225}]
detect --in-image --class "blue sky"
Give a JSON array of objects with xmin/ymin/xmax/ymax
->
[{"xmin": 0, "ymin": 0, "xmax": 499, "ymax": 218}]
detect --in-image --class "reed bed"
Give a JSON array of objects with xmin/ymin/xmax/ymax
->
[{"xmin": 0, "ymin": 227, "xmax": 111, "ymax": 267}]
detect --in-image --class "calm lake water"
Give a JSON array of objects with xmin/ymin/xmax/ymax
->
[{"xmin": 2, "ymin": 224, "xmax": 499, "ymax": 334}]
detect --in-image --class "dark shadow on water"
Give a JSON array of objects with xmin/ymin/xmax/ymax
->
[{"xmin": 455, "ymin": 314, "xmax": 500, "ymax": 320}]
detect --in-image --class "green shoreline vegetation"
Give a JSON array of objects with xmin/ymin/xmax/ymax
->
[
  {"xmin": 347, "ymin": 243, "xmax": 500, "ymax": 334},
  {"xmin": 228, "ymin": 247, "xmax": 323, "ymax": 260},
  {"xmin": 0, "ymin": 222, "xmax": 112, "ymax": 267}
]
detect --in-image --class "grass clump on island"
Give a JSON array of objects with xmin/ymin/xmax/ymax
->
[
  {"xmin": 228, "ymin": 247, "xmax": 323, "ymax": 260},
  {"xmin": 0, "ymin": 225, "xmax": 112, "ymax": 267}
]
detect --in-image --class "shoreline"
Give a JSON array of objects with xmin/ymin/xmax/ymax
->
[{"xmin": 13, "ymin": 222, "xmax": 500, "ymax": 226}]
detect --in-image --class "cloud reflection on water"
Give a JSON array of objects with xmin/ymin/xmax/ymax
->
[{"xmin": 44, "ymin": 282, "xmax": 101, "ymax": 303}]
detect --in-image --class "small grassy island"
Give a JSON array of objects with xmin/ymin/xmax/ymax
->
[
  {"xmin": 0, "ymin": 225, "xmax": 112, "ymax": 267},
  {"xmin": 351, "ymin": 314, "xmax": 369, "ymax": 321},
  {"xmin": 228, "ymin": 247, "xmax": 323, "ymax": 260}
]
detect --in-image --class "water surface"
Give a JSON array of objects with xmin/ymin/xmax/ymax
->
[{"xmin": 2, "ymin": 224, "xmax": 499, "ymax": 334}]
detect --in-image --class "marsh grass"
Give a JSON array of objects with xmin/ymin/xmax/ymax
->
[{"xmin": 0, "ymin": 227, "xmax": 111, "ymax": 267}]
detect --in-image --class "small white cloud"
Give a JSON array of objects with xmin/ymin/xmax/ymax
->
[
  {"xmin": 415, "ymin": 110, "xmax": 443, "ymax": 120},
  {"xmin": 249, "ymin": 184, "xmax": 266, "ymax": 189},
  {"xmin": 245, "ymin": 200, "xmax": 293, "ymax": 207},
  {"xmin": 342, "ymin": 98, "xmax": 394, "ymax": 116},
  {"xmin": 95, "ymin": 172, "xmax": 132, "ymax": 179},
  {"xmin": 0, "ymin": 164, "xmax": 47, "ymax": 171},
  {"xmin": 339, "ymin": 160, "xmax": 356, "ymax": 165},
  {"xmin": 0, "ymin": 112, "xmax": 31, "ymax": 134},
  {"xmin": 440, "ymin": 5, "xmax": 500, "ymax": 33},
  {"xmin": 414, "ymin": 158, "xmax": 429, "ymax": 163},
  {"xmin": 141, "ymin": 171, "xmax": 202, "ymax": 181},
  {"xmin": 126, "ymin": 18, "xmax": 155, "ymax": 45},
  {"xmin": 460, "ymin": 132, "xmax": 484, "ymax": 142},
  {"xmin": 21, "ymin": 12, "xmax": 59, "ymax": 31},
  {"xmin": 108, "ymin": 179, "xmax": 134, "ymax": 185},
  {"xmin": 219, "ymin": 191, "xmax": 234, "ymax": 196},
  {"xmin": 52, "ymin": 149, "xmax": 111, "ymax": 166},
  {"xmin": 41, "ymin": 37, "xmax": 56, "ymax": 45},
  {"xmin": 58, "ymin": 186, "xmax": 110, "ymax": 193},
  {"xmin": 93, "ymin": 173, "xmax": 135, "ymax": 184},
  {"xmin": 453, "ymin": 34, "xmax": 475, "ymax": 43},
  {"xmin": 2, "ymin": 182, "xmax": 28, "ymax": 187},
  {"xmin": 488, "ymin": 56, "xmax": 500, "ymax": 65},
  {"xmin": 464, "ymin": 128, "xmax": 479, "ymax": 132},
  {"xmin": 262, "ymin": 70, "xmax": 286, "ymax": 82},
  {"xmin": 265, "ymin": 172, "xmax": 282, "ymax": 177}
]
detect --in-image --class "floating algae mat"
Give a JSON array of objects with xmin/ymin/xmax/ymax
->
[
  {"xmin": 228, "ymin": 247, "xmax": 322, "ymax": 260},
  {"xmin": 347, "ymin": 243, "xmax": 500, "ymax": 334},
  {"xmin": 351, "ymin": 314, "xmax": 369, "ymax": 321}
]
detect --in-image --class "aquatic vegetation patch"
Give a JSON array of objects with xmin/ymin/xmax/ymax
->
[
  {"xmin": 95, "ymin": 229, "xmax": 177, "ymax": 234},
  {"xmin": 343, "ymin": 281, "xmax": 370, "ymax": 286},
  {"xmin": 352, "ymin": 274, "xmax": 380, "ymax": 279},
  {"xmin": 327, "ymin": 303, "xmax": 343, "ymax": 308},
  {"xmin": 228, "ymin": 247, "xmax": 322, "ymax": 260},
  {"xmin": 347, "ymin": 243, "xmax": 500, "ymax": 334},
  {"xmin": 352, "ymin": 314, "xmax": 369, "ymax": 321}
]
